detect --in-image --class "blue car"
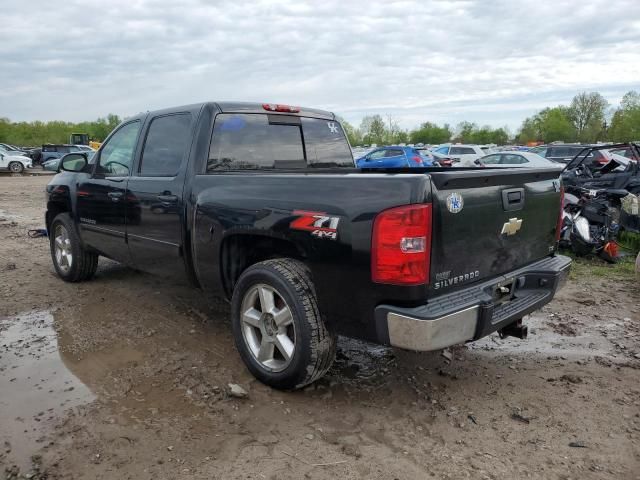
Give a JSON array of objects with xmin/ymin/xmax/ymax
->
[{"xmin": 355, "ymin": 146, "xmax": 434, "ymax": 168}]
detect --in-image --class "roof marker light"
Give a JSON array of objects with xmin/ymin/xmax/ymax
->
[{"xmin": 262, "ymin": 103, "xmax": 300, "ymax": 113}]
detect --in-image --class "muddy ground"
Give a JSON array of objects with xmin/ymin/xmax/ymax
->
[{"xmin": 1, "ymin": 174, "xmax": 639, "ymax": 480}]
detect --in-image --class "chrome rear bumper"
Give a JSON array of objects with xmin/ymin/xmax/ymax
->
[{"xmin": 376, "ymin": 255, "xmax": 571, "ymax": 352}]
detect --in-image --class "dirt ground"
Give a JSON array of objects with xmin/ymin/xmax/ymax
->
[{"xmin": 1, "ymin": 174, "xmax": 639, "ymax": 480}]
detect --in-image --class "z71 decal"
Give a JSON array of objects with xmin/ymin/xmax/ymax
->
[{"xmin": 290, "ymin": 210, "xmax": 340, "ymax": 240}]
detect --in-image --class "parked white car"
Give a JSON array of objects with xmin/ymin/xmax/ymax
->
[
  {"xmin": 431, "ymin": 144, "xmax": 486, "ymax": 167},
  {"xmin": 0, "ymin": 151, "xmax": 32, "ymax": 173},
  {"xmin": 477, "ymin": 151, "xmax": 561, "ymax": 169}
]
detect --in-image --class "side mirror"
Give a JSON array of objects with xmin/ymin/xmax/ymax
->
[{"xmin": 60, "ymin": 153, "xmax": 88, "ymax": 172}]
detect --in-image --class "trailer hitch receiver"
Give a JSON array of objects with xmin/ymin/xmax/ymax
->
[{"xmin": 498, "ymin": 319, "xmax": 528, "ymax": 340}]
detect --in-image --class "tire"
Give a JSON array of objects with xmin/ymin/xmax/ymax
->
[
  {"xmin": 8, "ymin": 161, "xmax": 24, "ymax": 173},
  {"xmin": 231, "ymin": 259, "xmax": 336, "ymax": 390},
  {"xmin": 49, "ymin": 213, "xmax": 99, "ymax": 282}
]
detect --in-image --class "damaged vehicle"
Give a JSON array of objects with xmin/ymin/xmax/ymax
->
[
  {"xmin": 45, "ymin": 101, "xmax": 570, "ymax": 389},
  {"xmin": 562, "ymin": 142, "xmax": 640, "ymax": 195}
]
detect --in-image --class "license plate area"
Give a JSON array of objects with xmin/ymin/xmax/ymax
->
[{"xmin": 492, "ymin": 278, "xmax": 516, "ymax": 304}]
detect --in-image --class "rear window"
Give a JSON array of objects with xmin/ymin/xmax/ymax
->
[
  {"xmin": 301, "ymin": 117, "xmax": 353, "ymax": 167},
  {"xmin": 385, "ymin": 149, "xmax": 404, "ymax": 157},
  {"xmin": 207, "ymin": 114, "xmax": 353, "ymax": 171},
  {"xmin": 450, "ymin": 147, "xmax": 476, "ymax": 155}
]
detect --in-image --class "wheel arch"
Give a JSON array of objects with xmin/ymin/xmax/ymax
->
[
  {"xmin": 46, "ymin": 200, "xmax": 71, "ymax": 232},
  {"xmin": 220, "ymin": 233, "xmax": 307, "ymax": 300}
]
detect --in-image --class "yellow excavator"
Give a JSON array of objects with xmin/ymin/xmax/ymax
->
[{"xmin": 70, "ymin": 133, "xmax": 101, "ymax": 150}]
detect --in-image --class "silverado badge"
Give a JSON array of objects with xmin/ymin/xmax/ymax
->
[
  {"xmin": 446, "ymin": 192, "xmax": 464, "ymax": 213},
  {"xmin": 501, "ymin": 217, "xmax": 523, "ymax": 236}
]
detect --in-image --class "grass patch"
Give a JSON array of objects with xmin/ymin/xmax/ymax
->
[
  {"xmin": 618, "ymin": 230, "xmax": 640, "ymax": 254},
  {"xmin": 565, "ymin": 250, "xmax": 637, "ymax": 280}
]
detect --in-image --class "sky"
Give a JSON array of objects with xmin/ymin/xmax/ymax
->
[{"xmin": 1, "ymin": 0, "xmax": 639, "ymax": 132}]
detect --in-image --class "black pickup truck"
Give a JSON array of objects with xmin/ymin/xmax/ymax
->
[{"xmin": 46, "ymin": 101, "xmax": 570, "ymax": 389}]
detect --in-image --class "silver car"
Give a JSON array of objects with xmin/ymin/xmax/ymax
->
[{"xmin": 477, "ymin": 151, "xmax": 561, "ymax": 168}]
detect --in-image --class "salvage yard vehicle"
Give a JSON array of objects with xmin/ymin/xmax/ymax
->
[
  {"xmin": 0, "ymin": 150, "xmax": 32, "ymax": 173},
  {"xmin": 560, "ymin": 186, "xmax": 627, "ymax": 261},
  {"xmin": 562, "ymin": 143, "xmax": 640, "ymax": 195},
  {"xmin": 530, "ymin": 144, "xmax": 592, "ymax": 164},
  {"xmin": 477, "ymin": 151, "xmax": 560, "ymax": 168},
  {"xmin": 45, "ymin": 101, "xmax": 570, "ymax": 390},
  {"xmin": 431, "ymin": 144, "xmax": 486, "ymax": 167},
  {"xmin": 41, "ymin": 144, "xmax": 90, "ymax": 164},
  {"xmin": 355, "ymin": 145, "xmax": 434, "ymax": 168}
]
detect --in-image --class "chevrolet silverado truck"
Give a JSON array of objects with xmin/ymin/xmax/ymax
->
[{"xmin": 45, "ymin": 101, "xmax": 570, "ymax": 389}]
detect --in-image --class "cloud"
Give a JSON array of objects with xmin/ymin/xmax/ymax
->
[{"xmin": 1, "ymin": 0, "xmax": 639, "ymax": 131}]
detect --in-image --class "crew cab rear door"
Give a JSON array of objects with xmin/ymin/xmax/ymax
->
[
  {"xmin": 125, "ymin": 110, "xmax": 196, "ymax": 279},
  {"xmin": 428, "ymin": 167, "xmax": 563, "ymax": 292}
]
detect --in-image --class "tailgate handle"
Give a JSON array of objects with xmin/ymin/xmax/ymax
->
[{"xmin": 502, "ymin": 188, "xmax": 525, "ymax": 211}]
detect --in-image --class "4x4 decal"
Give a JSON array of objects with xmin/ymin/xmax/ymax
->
[{"xmin": 290, "ymin": 210, "xmax": 340, "ymax": 240}]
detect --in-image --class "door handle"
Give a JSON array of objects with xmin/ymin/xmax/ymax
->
[
  {"xmin": 502, "ymin": 188, "xmax": 525, "ymax": 211},
  {"xmin": 157, "ymin": 194, "xmax": 178, "ymax": 203}
]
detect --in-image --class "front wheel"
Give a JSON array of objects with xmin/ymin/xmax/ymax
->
[
  {"xmin": 50, "ymin": 213, "xmax": 99, "ymax": 282},
  {"xmin": 231, "ymin": 259, "xmax": 336, "ymax": 390},
  {"xmin": 8, "ymin": 161, "xmax": 24, "ymax": 173}
]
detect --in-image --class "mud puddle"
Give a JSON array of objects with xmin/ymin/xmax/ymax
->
[
  {"xmin": 470, "ymin": 312, "xmax": 615, "ymax": 358},
  {"xmin": 0, "ymin": 310, "xmax": 94, "ymax": 469}
]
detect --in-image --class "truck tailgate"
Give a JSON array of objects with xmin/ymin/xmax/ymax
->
[{"xmin": 428, "ymin": 168, "xmax": 563, "ymax": 291}]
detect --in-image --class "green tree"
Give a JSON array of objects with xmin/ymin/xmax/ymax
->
[
  {"xmin": 608, "ymin": 90, "xmax": 640, "ymax": 142},
  {"xmin": 538, "ymin": 107, "xmax": 576, "ymax": 143},
  {"xmin": 360, "ymin": 114, "xmax": 387, "ymax": 145},
  {"xmin": 517, "ymin": 117, "xmax": 539, "ymax": 144},
  {"xmin": 0, "ymin": 115, "xmax": 122, "ymax": 146},
  {"xmin": 335, "ymin": 116, "xmax": 362, "ymax": 146},
  {"xmin": 568, "ymin": 92, "xmax": 608, "ymax": 142},
  {"xmin": 517, "ymin": 107, "xmax": 575, "ymax": 143},
  {"xmin": 410, "ymin": 122, "xmax": 452, "ymax": 144},
  {"xmin": 453, "ymin": 121, "xmax": 478, "ymax": 143}
]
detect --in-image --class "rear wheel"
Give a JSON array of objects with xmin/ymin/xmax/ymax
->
[
  {"xmin": 50, "ymin": 213, "xmax": 99, "ymax": 282},
  {"xmin": 8, "ymin": 161, "xmax": 23, "ymax": 173},
  {"xmin": 231, "ymin": 259, "xmax": 336, "ymax": 390}
]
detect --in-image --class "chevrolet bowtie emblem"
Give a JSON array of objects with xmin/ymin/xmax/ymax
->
[{"xmin": 501, "ymin": 218, "xmax": 523, "ymax": 236}]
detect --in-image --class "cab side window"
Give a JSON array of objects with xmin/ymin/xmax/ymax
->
[
  {"xmin": 481, "ymin": 154, "xmax": 501, "ymax": 164},
  {"xmin": 368, "ymin": 149, "xmax": 387, "ymax": 160},
  {"xmin": 140, "ymin": 114, "xmax": 192, "ymax": 176},
  {"xmin": 97, "ymin": 121, "xmax": 141, "ymax": 176}
]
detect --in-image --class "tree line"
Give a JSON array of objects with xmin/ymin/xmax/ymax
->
[
  {"xmin": 1, "ymin": 90, "xmax": 638, "ymax": 148},
  {"xmin": 340, "ymin": 90, "xmax": 640, "ymax": 147},
  {"xmin": 0, "ymin": 114, "xmax": 122, "ymax": 146},
  {"xmin": 340, "ymin": 115, "xmax": 510, "ymax": 147}
]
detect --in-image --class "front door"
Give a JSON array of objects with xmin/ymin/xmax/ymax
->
[
  {"xmin": 126, "ymin": 112, "xmax": 193, "ymax": 278},
  {"xmin": 76, "ymin": 120, "xmax": 142, "ymax": 262}
]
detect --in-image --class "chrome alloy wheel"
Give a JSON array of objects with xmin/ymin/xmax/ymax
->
[
  {"xmin": 54, "ymin": 224, "xmax": 73, "ymax": 274},
  {"xmin": 240, "ymin": 284, "xmax": 296, "ymax": 372}
]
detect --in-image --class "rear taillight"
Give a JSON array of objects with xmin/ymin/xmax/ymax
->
[
  {"xmin": 555, "ymin": 186, "xmax": 564, "ymax": 242},
  {"xmin": 262, "ymin": 103, "xmax": 300, "ymax": 113},
  {"xmin": 597, "ymin": 158, "xmax": 608, "ymax": 165},
  {"xmin": 372, "ymin": 204, "xmax": 432, "ymax": 285},
  {"xmin": 411, "ymin": 155, "xmax": 423, "ymax": 165}
]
